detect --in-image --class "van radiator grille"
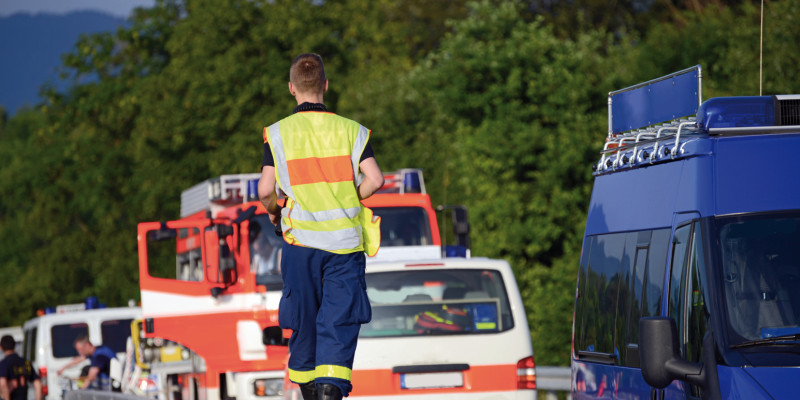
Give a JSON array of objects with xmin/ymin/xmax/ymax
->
[{"xmin": 778, "ymin": 99, "xmax": 800, "ymax": 126}]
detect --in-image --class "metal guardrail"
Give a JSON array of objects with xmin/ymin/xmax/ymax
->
[
  {"xmin": 536, "ymin": 366, "xmax": 571, "ymax": 400},
  {"xmin": 64, "ymin": 390, "xmax": 144, "ymax": 400},
  {"xmin": 65, "ymin": 367, "xmax": 572, "ymax": 400}
]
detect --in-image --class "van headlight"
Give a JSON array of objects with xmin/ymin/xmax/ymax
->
[{"xmin": 253, "ymin": 378, "xmax": 283, "ymax": 397}]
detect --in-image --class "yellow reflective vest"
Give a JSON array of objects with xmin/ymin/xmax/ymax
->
[{"xmin": 264, "ymin": 111, "xmax": 380, "ymax": 256}]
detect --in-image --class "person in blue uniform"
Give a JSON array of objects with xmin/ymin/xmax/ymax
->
[
  {"xmin": 58, "ymin": 335, "xmax": 116, "ymax": 391},
  {"xmin": 258, "ymin": 53, "xmax": 384, "ymax": 400},
  {"xmin": 0, "ymin": 335, "xmax": 41, "ymax": 400}
]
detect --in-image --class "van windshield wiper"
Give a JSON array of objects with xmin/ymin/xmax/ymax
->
[{"xmin": 730, "ymin": 333, "xmax": 800, "ymax": 349}]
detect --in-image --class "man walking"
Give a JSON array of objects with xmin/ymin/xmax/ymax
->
[
  {"xmin": 258, "ymin": 53, "xmax": 384, "ymax": 400},
  {"xmin": 0, "ymin": 335, "xmax": 42, "ymax": 400}
]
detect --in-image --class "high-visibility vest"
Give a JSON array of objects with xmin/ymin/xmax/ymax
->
[{"xmin": 264, "ymin": 111, "xmax": 380, "ymax": 255}]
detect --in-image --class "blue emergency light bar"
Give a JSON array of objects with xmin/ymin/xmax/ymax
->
[
  {"xmin": 377, "ymin": 169, "xmax": 426, "ymax": 194},
  {"xmin": 696, "ymin": 96, "xmax": 774, "ymax": 131},
  {"xmin": 44, "ymin": 296, "xmax": 106, "ymax": 315}
]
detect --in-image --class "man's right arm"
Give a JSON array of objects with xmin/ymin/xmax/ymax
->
[
  {"xmin": 0, "ymin": 377, "xmax": 9, "ymax": 400},
  {"xmin": 357, "ymin": 157, "xmax": 384, "ymax": 200},
  {"xmin": 57, "ymin": 355, "xmax": 85, "ymax": 375},
  {"xmin": 258, "ymin": 166, "xmax": 280, "ymax": 225}
]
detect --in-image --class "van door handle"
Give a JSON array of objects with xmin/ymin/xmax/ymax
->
[{"xmin": 392, "ymin": 364, "xmax": 469, "ymax": 374}]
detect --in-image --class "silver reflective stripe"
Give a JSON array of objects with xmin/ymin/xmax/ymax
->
[
  {"xmin": 351, "ymin": 125, "xmax": 370, "ymax": 177},
  {"xmin": 268, "ymin": 122, "xmax": 295, "ymax": 200},
  {"xmin": 290, "ymin": 226, "xmax": 362, "ymax": 251},
  {"xmin": 288, "ymin": 202, "xmax": 361, "ymax": 222}
]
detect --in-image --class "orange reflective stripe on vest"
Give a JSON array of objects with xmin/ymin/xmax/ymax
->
[{"xmin": 287, "ymin": 155, "xmax": 353, "ymax": 186}]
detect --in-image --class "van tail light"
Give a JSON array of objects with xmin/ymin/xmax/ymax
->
[
  {"xmin": 516, "ymin": 356, "xmax": 536, "ymax": 390},
  {"xmin": 39, "ymin": 367, "xmax": 48, "ymax": 396}
]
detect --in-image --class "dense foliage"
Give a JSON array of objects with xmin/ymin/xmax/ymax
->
[{"xmin": 1, "ymin": 0, "xmax": 798, "ymax": 366}]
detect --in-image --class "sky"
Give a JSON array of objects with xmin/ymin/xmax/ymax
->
[{"xmin": 0, "ymin": 0, "xmax": 155, "ymax": 18}]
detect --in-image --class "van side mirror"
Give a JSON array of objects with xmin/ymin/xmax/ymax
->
[
  {"xmin": 436, "ymin": 204, "xmax": 471, "ymax": 251},
  {"xmin": 639, "ymin": 317, "xmax": 703, "ymax": 388},
  {"xmin": 204, "ymin": 226, "xmax": 237, "ymax": 295},
  {"xmin": 639, "ymin": 317, "xmax": 721, "ymax": 399},
  {"xmin": 218, "ymin": 235, "xmax": 237, "ymax": 285}
]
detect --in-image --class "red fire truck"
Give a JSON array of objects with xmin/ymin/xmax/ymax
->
[{"xmin": 135, "ymin": 169, "xmax": 476, "ymax": 400}]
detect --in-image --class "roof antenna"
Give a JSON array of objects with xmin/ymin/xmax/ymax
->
[{"xmin": 759, "ymin": 0, "xmax": 764, "ymax": 96}]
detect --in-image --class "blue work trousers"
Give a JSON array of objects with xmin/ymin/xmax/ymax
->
[{"xmin": 278, "ymin": 243, "xmax": 371, "ymax": 396}]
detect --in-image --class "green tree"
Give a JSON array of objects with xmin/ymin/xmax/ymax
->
[
  {"xmin": 0, "ymin": 0, "xmax": 467, "ymax": 325},
  {"xmin": 635, "ymin": 0, "xmax": 800, "ymax": 97},
  {"xmin": 352, "ymin": 0, "xmax": 635, "ymax": 365}
]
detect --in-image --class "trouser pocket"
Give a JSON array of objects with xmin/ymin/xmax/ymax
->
[{"xmin": 279, "ymin": 287, "xmax": 299, "ymax": 330}]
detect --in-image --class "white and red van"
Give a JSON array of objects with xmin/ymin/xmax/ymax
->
[{"xmin": 344, "ymin": 257, "xmax": 536, "ymax": 399}]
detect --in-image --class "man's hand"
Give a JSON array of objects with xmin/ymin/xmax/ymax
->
[{"xmin": 269, "ymin": 206, "xmax": 282, "ymax": 226}]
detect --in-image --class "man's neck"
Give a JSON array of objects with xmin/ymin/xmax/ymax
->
[
  {"xmin": 3, "ymin": 350, "xmax": 13, "ymax": 356},
  {"xmin": 294, "ymin": 92, "xmax": 323, "ymax": 105}
]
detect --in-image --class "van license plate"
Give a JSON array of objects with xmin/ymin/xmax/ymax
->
[{"xmin": 400, "ymin": 372, "xmax": 463, "ymax": 389}]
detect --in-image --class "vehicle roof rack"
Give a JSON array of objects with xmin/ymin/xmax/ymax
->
[{"xmin": 180, "ymin": 173, "xmax": 262, "ymax": 217}]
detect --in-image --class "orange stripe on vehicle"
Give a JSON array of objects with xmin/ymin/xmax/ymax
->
[
  {"xmin": 350, "ymin": 364, "xmax": 518, "ymax": 397},
  {"xmin": 287, "ymin": 155, "xmax": 352, "ymax": 185}
]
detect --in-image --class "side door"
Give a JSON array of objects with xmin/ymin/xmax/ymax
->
[{"xmin": 668, "ymin": 217, "xmax": 711, "ymax": 400}]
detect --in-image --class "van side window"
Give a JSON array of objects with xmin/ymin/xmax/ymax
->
[
  {"xmin": 101, "ymin": 319, "xmax": 134, "ymax": 353},
  {"xmin": 574, "ymin": 235, "xmax": 592, "ymax": 353},
  {"xmin": 51, "ymin": 323, "xmax": 89, "ymax": 358},
  {"xmin": 24, "ymin": 328, "xmax": 37, "ymax": 363},
  {"xmin": 575, "ymin": 229, "xmax": 670, "ymax": 366},
  {"xmin": 685, "ymin": 222, "xmax": 709, "ymax": 364},
  {"xmin": 669, "ymin": 224, "xmax": 692, "ymax": 333},
  {"xmin": 578, "ymin": 232, "xmax": 628, "ymax": 358},
  {"xmin": 626, "ymin": 244, "xmax": 648, "ymax": 349},
  {"xmin": 643, "ymin": 229, "xmax": 670, "ymax": 318}
]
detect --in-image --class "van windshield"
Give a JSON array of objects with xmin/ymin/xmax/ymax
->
[
  {"xmin": 360, "ymin": 268, "xmax": 514, "ymax": 338},
  {"xmin": 372, "ymin": 207, "xmax": 433, "ymax": 247},
  {"xmin": 717, "ymin": 212, "xmax": 800, "ymax": 342}
]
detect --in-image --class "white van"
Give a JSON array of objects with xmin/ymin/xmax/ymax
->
[
  {"xmin": 22, "ymin": 303, "xmax": 141, "ymax": 400},
  {"xmin": 348, "ymin": 258, "xmax": 536, "ymax": 399}
]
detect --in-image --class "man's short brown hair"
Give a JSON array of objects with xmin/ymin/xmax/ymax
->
[
  {"xmin": 0, "ymin": 335, "xmax": 15, "ymax": 351},
  {"xmin": 290, "ymin": 53, "xmax": 326, "ymax": 94}
]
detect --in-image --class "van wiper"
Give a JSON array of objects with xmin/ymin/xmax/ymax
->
[{"xmin": 730, "ymin": 333, "xmax": 800, "ymax": 349}]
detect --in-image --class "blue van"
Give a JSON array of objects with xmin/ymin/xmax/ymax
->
[{"xmin": 571, "ymin": 65, "xmax": 800, "ymax": 399}]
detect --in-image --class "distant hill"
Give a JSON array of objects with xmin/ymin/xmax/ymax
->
[{"xmin": 0, "ymin": 11, "xmax": 126, "ymax": 116}]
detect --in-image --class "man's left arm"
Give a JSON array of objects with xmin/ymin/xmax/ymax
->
[
  {"xmin": 80, "ymin": 367, "xmax": 100, "ymax": 389},
  {"xmin": 32, "ymin": 379, "xmax": 42, "ymax": 400}
]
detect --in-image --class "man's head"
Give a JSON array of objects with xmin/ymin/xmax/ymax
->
[
  {"xmin": 0, "ymin": 335, "xmax": 15, "ymax": 352},
  {"xmin": 289, "ymin": 53, "xmax": 327, "ymax": 97},
  {"xmin": 73, "ymin": 334, "xmax": 94, "ymax": 356}
]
